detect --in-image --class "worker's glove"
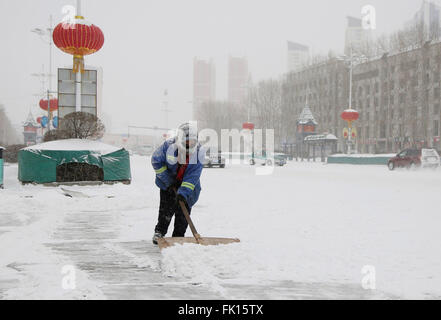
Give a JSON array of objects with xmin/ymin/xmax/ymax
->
[
  {"xmin": 176, "ymin": 194, "xmax": 187, "ymax": 208},
  {"xmin": 167, "ymin": 181, "xmax": 180, "ymax": 194}
]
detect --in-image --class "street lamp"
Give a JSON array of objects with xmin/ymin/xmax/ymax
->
[{"xmin": 340, "ymin": 48, "xmax": 366, "ymax": 154}]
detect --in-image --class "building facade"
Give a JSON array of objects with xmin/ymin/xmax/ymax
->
[
  {"xmin": 228, "ymin": 56, "xmax": 249, "ymax": 107},
  {"xmin": 282, "ymin": 58, "xmax": 350, "ymax": 152},
  {"xmin": 344, "ymin": 16, "xmax": 373, "ymax": 56},
  {"xmin": 283, "ymin": 41, "xmax": 441, "ymax": 154},
  {"xmin": 352, "ymin": 41, "xmax": 441, "ymax": 153},
  {"xmin": 193, "ymin": 58, "xmax": 216, "ymax": 119},
  {"xmin": 406, "ymin": 0, "xmax": 441, "ymax": 41},
  {"xmin": 287, "ymin": 41, "xmax": 310, "ymax": 73}
]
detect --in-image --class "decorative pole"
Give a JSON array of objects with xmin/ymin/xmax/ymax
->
[
  {"xmin": 48, "ymin": 15, "xmax": 53, "ymax": 129},
  {"xmin": 341, "ymin": 48, "xmax": 359, "ymax": 155},
  {"xmin": 53, "ymin": 0, "xmax": 104, "ymax": 117},
  {"xmin": 75, "ymin": 0, "xmax": 82, "ymax": 113},
  {"xmin": 348, "ymin": 48, "xmax": 353, "ymax": 154}
]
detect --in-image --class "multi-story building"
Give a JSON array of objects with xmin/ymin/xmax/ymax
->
[
  {"xmin": 287, "ymin": 41, "xmax": 310, "ymax": 73},
  {"xmin": 406, "ymin": 0, "xmax": 441, "ymax": 41},
  {"xmin": 282, "ymin": 58, "xmax": 350, "ymax": 152},
  {"xmin": 283, "ymin": 41, "xmax": 441, "ymax": 154},
  {"xmin": 228, "ymin": 56, "xmax": 249, "ymax": 107},
  {"xmin": 193, "ymin": 58, "xmax": 216, "ymax": 119},
  {"xmin": 352, "ymin": 41, "xmax": 441, "ymax": 153},
  {"xmin": 344, "ymin": 16, "xmax": 373, "ymax": 56}
]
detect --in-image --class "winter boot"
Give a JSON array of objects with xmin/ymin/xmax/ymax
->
[{"xmin": 152, "ymin": 232, "xmax": 164, "ymax": 245}]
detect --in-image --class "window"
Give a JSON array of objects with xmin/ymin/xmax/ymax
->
[
  {"xmin": 380, "ymin": 124, "xmax": 386, "ymax": 138},
  {"xmin": 434, "ymin": 120, "xmax": 439, "ymax": 136},
  {"xmin": 434, "ymin": 103, "xmax": 440, "ymax": 115},
  {"xmin": 434, "ymin": 88, "xmax": 440, "ymax": 99},
  {"xmin": 425, "ymin": 73, "xmax": 430, "ymax": 84},
  {"xmin": 412, "ymin": 91, "xmax": 418, "ymax": 102},
  {"xmin": 400, "ymin": 78, "xmax": 407, "ymax": 88},
  {"xmin": 414, "ymin": 76, "xmax": 420, "ymax": 87},
  {"xmin": 398, "ymin": 150, "xmax": 408, "ymax": 157},
  {"xmin": 400, "ymin": 93, "xmax": 406, "ymax": 104}
]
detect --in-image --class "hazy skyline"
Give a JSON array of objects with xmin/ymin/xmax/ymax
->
[{"xmin": 0, "ymin": 0, "xmax": 424, "ymax": 134}]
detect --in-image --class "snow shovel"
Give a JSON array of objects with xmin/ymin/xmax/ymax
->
[{"xmin": 157, "ymin": 190, "xmax": 240, "ymax": 250}]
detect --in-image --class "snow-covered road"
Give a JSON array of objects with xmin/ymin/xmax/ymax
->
[{"xmin": 1, "ymin": 156, "xmax": 440, "ymax": 299}]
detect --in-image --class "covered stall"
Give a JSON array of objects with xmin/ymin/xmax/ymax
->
[
  {"xmin": 303, "ymin": 134, "xmax": 338, "ymax": 162},
  {"xmin": 18, "ymin": 139, "xmax": 131, "ymax": 185}
]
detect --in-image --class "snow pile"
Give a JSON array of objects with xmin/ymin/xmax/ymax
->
[
  {"xmin": 24, "ymin": 139, "xmax": 121, "ymax": 154},
  {"xmin": 330, "ymin": 153, "xmax": 396, "ymax": 158},
  {"xmin": 160, "ymin": 162, "xmax": 441, "ymax": 299}
]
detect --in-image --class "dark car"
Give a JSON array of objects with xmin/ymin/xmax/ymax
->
[{"xmin": 388, "ymin": 148, "xmax": 440, "ymax": 170}]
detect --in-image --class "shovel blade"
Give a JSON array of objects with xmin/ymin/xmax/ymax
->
[{"xmin": 157, "ymin": 237, "xmax": 240, "ymax": 250}]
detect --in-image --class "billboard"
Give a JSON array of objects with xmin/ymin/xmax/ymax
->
[{"xmin": 57, "ymin": 68, "xmax": 98, "ymax": 119}]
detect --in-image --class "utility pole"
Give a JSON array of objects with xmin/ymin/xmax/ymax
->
[
  {"xmin": 162, "ymin": 89, "xmax": 172, "ymax": 129},
  {"xmin": 31, "ymin": 15, "xmax": 55, "ymax": 133}
]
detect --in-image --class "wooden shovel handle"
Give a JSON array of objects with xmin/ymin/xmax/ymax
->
[
  {"xmin": 178, "ymin": 200, "xmax": 202, "ymax": 242},
  {"xmin": 174, "ymin": 187, "xmax": 202, "ymax": 242}
]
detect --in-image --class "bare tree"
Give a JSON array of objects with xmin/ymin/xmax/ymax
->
[
  {"xmin": 59, "ymin": 112, "xmax": 105, "ymax": 140},
  {"xmin": 196, "ymin": 100, "xmax": 245, "ymax": 134},
  {"xmin": 248, "ymin": 79, "xmax": 283, "ymax": 146}
]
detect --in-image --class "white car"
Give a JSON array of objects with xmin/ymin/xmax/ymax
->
[{"xmin": 421, "ymin": 148, "xmax": 440, "ymax": 169}]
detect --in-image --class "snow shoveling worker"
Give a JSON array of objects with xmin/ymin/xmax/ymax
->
[{"xmin": 151, "ymin": 122, "xmax": 205, "ymax": 245}]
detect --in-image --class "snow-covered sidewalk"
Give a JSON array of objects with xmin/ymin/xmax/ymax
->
[{"xmin": 1, "ymin": 156, "xmax": 440, "ymax": 299}]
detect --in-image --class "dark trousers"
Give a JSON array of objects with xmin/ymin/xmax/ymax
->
[{"xmin": 155, "ymin": 189, "xmax": 192, "ymax": 237}]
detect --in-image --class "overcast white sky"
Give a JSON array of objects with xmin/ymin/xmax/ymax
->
[{"xmin": 0, "ymin": 0, "xmax": 424, "ymax": 134}]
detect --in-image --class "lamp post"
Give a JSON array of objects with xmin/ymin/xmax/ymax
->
[
  {"xmin": 31, "ymin": 15, "xmax": 55, "ymax": 132},
  {"xmin": 52, "ymin": 0, "xmax": 104, "ymax": 115},
  {"xmin": 75, "ymin": 0, "xmax": 82, "ymax": 112},
  {"xmin": 341, "ymin": 48, "xmax": 365, "ymax": 154}
]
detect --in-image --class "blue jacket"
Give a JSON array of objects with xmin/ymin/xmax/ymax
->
[{"xmin": 151, "ymin": 138, "xmax": 204, "ymax": 208}]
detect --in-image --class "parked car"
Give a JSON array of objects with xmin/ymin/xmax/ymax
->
[
  {"xmin": 387, "ymin": 148, "xmax": 440, "ymax": 170},
  {"xmin": 132, "ymin": 145, "xmax": 154, "ymax": 156},
  {"xmin": 203, "ymin": 152, "xmax": 226, "ymax": 168},
  {"xmin": 250, "ymin": 152, "xmax": 287, "ymax": 167}
]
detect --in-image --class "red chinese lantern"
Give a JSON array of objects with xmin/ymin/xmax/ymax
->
[
  {"xmin": 341, "ymin": 109, "xmax": 359, "ymax": 127},
  {"xmin": 52, "ymin": 17, "xmax": 104, "ymax": 73},
  {"xmin": 39, "ymin": 98, "xmax": 59, "ymax": 111},
  {"xmin": 243, "ymin": 122, "xmax": 255, "ymax": 130}
]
